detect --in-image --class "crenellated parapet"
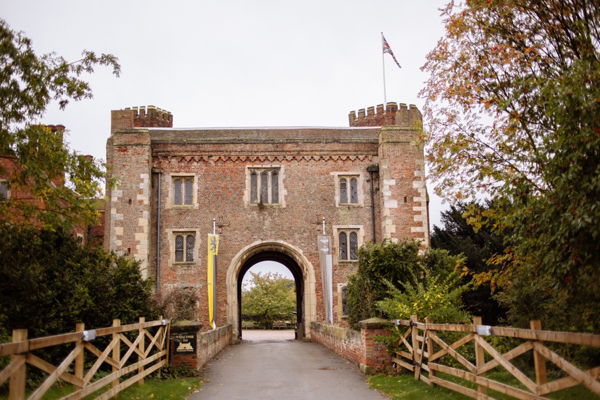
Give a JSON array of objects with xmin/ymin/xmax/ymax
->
[
  {"xmin": 111, "ymin": 106, "xmax": 173, "ymax": 133},
  {"xmin": 128, "ymin": 105, "xmax": 173, "ymax": 128},
  {"xmin": 348, "ymin": 102, "xmax": 421, "ymax": 127}
]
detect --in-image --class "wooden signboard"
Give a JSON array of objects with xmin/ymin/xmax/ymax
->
[{"xmin": 173, "ymin": 333, "xmax": 197, "ymax": 354}]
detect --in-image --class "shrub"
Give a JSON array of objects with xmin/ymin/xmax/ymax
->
[
  {"xmin": 0, "ymin": 222, "xmax": 158, "ymax": 338},
  {"xmin": 346, "ymin": 240, "xmax": 422, "ymax": 329}
]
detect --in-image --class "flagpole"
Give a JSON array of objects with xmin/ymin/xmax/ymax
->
[{"xmin": 381, "ymin": 32, "xmax": 387, "ymax": 107}]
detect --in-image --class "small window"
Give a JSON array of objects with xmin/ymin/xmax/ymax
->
[
  {"xmin": 339, "ymin": 232, "xmax": 348, "ymax": 260},
  {"xmin": 173, "ymin": 177, "xmax": 194, "ymax": 206},
  {"xmin": 251, "ymin": 172, "xmax": 258, "ymax": 203},
  {"xmin": 249, "ymin": 167, "xmax": 281, "ymax": 205},
  {"xmin": 349, "ymin": 232, "xmax": 358, "ymax": 260},
  {"xmin": 186, "ymin": 235, "xmax": 195, "ymax": 261},
  {"xmin": 0, "ymin": 181, "xmax": 9, "ymax": 201},
  {"xmin": 338, "ymin": 229, "xmax": 360, "ymax": 261},
  {"xmin": 175, "ymin": 235, "xmax": 184, "ymax": 262},
  {"xmin": 175, "ymin": 233, "xmax": 195, "ymax": 263},
  {"xmin": 340, "ymin": 178, "xmax": 348, "ymax": 204},
  {"xmin": 350, "ymin": 178, "xmax": 358, "ymax": 204},
  {"xmin": 174, "ymin": 179, "xmax": 182, "ymax": 205},
  {"xmin": 260, "ymin": 172, "xmax": 268, "ymax": 203},
  {"xmin": 271, "ymin": 172, "xmax": 279, "ymax": 204},
  {"xmin": 185, "ymin": 180, "xmax": 193, "ymax": 205},
  {"xmin": 337, "ymin": 175, "xmax": 360, "ymax": 205},
  {"xmin": 341, "ymin": 286, "xmax": 348, "ymax": 316}
]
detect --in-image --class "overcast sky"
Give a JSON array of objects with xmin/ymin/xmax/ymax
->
[{"xmin": 3, "ymin": 1, "xmax": 451, "ymax": 279}]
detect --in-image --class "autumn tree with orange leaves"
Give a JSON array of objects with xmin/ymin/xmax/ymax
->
[{"xmin": 421, "ymin": 1, "xmax": 600, "ymax": 330}]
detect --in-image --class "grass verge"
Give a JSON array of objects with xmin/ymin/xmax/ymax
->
[{"xmin": 368, "ymin": 371, "xmax": 600, "ymax": 400}]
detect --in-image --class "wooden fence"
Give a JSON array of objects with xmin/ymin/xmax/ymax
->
[
  {"xmin": 0, "ymin": 317, "xmax": 170, "ymax": 400},
  {"xmin": 392, "ymin": 315, "xmax": 600, "ymax": 399}
]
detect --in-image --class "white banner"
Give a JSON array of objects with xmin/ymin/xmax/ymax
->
[{"xmin": 318, "ymin": 235, "xmax": 333, "ymax": 325}]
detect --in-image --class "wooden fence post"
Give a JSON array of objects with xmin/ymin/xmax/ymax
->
[
  {"xmin": 474, "ymin": 316, "xmax": 487, "ymax": 396},
  {"xmin": 410, "ymin": 314, "xmax": 419, "ymax": 380},
  {"xmin": 425, "ymin": 317, "xmax": 435, "ymax": 386},
  {"xmin": 75, "ymin": 323, "xmax": 85, "ymax": 391},
  {"xmin": 158, "ymin": 315, "xmax": 163, "ymax": 379},
  {"xmin": 9, "ymin": 329, "xmax": 27, "ymax": 400},
  {"xmin": 531, "ymin": 320, "xmax": 547, "ymax": 396},
  {"xmin": 112, "ymin": 319, "xmax": 121, "ymax": 396},
  {"xmin": 139, "ymin": 317, "xmax": 145, "ymax": 385}
]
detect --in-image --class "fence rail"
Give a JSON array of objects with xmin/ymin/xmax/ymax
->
[
  {"xmin": 392, "ymin": 315, "xmax": 600, "ymax": 399},
  {"xmin": 0, "ymin": 317, "xmax": 170, "ymax": 400}
]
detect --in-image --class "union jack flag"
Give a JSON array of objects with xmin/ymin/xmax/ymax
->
[{"xmin": 382, "ymin": 34, "xmax": 401, "ymax": 69}]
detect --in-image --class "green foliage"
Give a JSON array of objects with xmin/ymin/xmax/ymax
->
[
  {"xmin": 346, "ymin": 240, "xmax": 422, "ymax": 329},
  {"xmin": 241, "ymin": 272, "xmax": 296, "ymax": 328},
  {"xmin": 0, "ymin": 18, "xmax": 120, "ymax": 230},
  {"xmin": 377, "ymin": 263, "xmax": 471, "ymax": 324},
  {"xmin": 346, "ymin": 240, "xmax": 469, "ymax": 330},
  {"xmin": 0, "ymin": 222, "xmax": 157, "ymax": 338},
  {"xmin": 421, "ymin": 0, "xmax": 600, "ymax": 297},
  {"xmin": 431, "ymin": 201, "xmax": 507, "ymax": 325}
]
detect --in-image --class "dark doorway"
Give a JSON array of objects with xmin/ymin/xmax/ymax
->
[{"xmin": 237, "ymin": 251, "xmax": 304, "ymax": 339}]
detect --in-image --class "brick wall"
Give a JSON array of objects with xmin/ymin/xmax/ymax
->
[
  {"xmin": 105, "ymin": 103, "xmax": 428, "ymax": 334},
  {"xmin": 170, "ymin": 324, "xmax": 232, "ymax": 369},
  {"xmin": 310, "ymin": 321, "xmax": 363, "ymax": 365},
  {"xmin": 310, "ymin": 318, "xmax": 392, "ymax": 374}
]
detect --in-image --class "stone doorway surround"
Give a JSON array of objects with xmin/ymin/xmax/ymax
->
[{"xmin": 225, "ymin": 240, "xmax": 316, "ymax": 339}]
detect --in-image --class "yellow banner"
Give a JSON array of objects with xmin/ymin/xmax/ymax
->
[{"xmin": 207, "ymin": 234, "xmax": 219, "ymax": 329}]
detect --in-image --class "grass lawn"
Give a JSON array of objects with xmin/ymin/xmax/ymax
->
[
  {"xmin": 0, "ymin": 377, "xmax": 203, "ymax": 400},
  {"xmin": 368, "ymin": 371, "xmax": 600, "ymax": 400}
]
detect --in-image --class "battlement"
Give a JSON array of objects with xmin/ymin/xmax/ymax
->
[
  {"xmin": 127, "ymin": 105, "xmax": 173, "ymax": 128},
  {"xmin": 42, "ymin": 124, "xmax": 66, "ymax": 133},
  {"xmin": 348, "ymin": 102, "xmax": 421, "ymax": 127}
]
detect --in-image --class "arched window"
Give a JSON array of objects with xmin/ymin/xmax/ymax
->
[
  {"xmin": 339, "ymin": 232, "xmax": 347, "ymax": 260},
  {"xmin": 175, "ymin": 235, "xmax": 184, "ymax": 262},
  {"xmin": 349, "ymin": 232, "xmax": 358, "ymax": 260},
  {"xmin": 271, "ymin": 172, "xmax": 279, "ymax": 204},
  {"xmin": 250, "ymin": 172, "xmax": 258, "ymax": 203},
  {"xmin": 350, "ymin": 178, "xmax": 358, "ymax": 204},
  {"xmin": 186, "ymin": 235, "xmax": 195, "ymax": 261},
  {"xmin": 174, "ymin": 179, "xmax": 182, "ymax": 205},
  {"xmin": 339, "ymin": 178, "xmax": 347, "ymax": 204},
  {"xmin": 184, "ymin": 179, "xmax": 193, "ymax": 205},
  {"xmin": 260, "ymin": 172, "xmax": 268, "ymax": 203}
]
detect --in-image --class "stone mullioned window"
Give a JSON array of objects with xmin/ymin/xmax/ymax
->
[{"xmin": 245, "ymin": 166, "xmax": 285, "ymax": 207}]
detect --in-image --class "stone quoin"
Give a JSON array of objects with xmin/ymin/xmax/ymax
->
[{"xmin": 104, "ymin": 103, "xmax": 429, "ymax": 338}]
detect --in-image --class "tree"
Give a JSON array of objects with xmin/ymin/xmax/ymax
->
[
  {"xmin": 346, "ymin": 239, "xmax": 467, "ymax": 329},
  {"xmin": 241, "ymin": 272, "xmax": 296, "ymax": 328},
  {"xmin": 421, "ymin": 1, "xmax": 600, "ymax": 294},
  {"xmin": 0, "ymin": 222, "xmax": 157, "ymax": 339},
  {"xmin": 0, "ymin": 18, "xmax": 120, "ymax": 230},
  {"xmin": 431, "ymin": 201, "xmax": 507, "ymax": 325}
]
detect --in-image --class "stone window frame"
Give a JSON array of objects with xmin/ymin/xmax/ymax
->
[
  {"xmin": 167, "ymin": 229, "xmax": 201, "ymax": 266},
  {"xmin": 0, "ymin": 180, "xmax": 10, "ymax": 201},
  {"xmin": 167, "ymin": 174, "xmax": 198, "ymax": 209},
  {"xmin": 244, "ymin": 165, "xmax": 286, "ymax": 208},
  {"xmin": 332, "ymin": 225, "xmax": 364, "ymax": 264},
  {"xmin": 330, "ymin": 172, "xmax": 364, "ymax": 207}
]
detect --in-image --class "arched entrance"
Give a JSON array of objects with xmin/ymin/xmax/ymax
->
[{"xmin": 226, "ymin": 240, "xmax": 316, "ymax": 339}]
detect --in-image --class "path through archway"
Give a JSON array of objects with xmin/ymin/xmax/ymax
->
[{"xmin": 226, "ymin": 241, "xmax": 316, "ymax": 339}]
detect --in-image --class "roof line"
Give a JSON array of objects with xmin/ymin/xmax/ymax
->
[{"xmin": 139, "ymin": 126, "xmax": 381, "ymax": 131}]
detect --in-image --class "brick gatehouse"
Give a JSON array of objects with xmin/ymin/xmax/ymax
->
[{"xmin": 104, "ymin": 102, "xmax": 429, "ymax": 338}]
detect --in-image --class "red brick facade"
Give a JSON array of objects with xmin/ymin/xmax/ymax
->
[{"xmin": 104, "ymin": 103, "xmax": 429, "ymax": 337}]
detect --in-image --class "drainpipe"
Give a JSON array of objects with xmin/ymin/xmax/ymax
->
[
  {"xmin": 366, "ymin": 164, "xmax": 379, "ymax": 243},
  {"xmin": 155, "ymin": 170, "xmax": 162, "ymax": 292}
]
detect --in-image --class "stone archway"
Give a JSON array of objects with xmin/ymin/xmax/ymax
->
[{"xmin": 226, "ymin": 240, "xmax": 316, "ymax": 339}]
